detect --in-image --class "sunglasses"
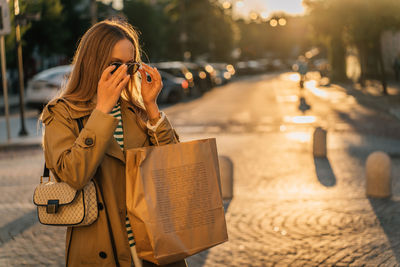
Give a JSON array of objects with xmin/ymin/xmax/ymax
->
[{"xmin": 110, "ymin": 61, "xmax": 141, "ymax": 75}]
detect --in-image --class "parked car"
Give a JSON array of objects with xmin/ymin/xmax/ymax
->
[
  {"xmin": 209, "ymin": 63, "xmax": 235, "ymax": 85},
  {"xmin": 26, "ymin": 64, "xmax": 189, "ymax": 110},
  {"xmin": 158, "ymin": 70, "xmax": 188, "ymax": 104},
  {"xmin": 197, "ymin": 62, "xmax": 219, "ymax": 88},
  {"xmin": 153, "ymin": 61, "xmax": 212, "ymax": 95},
  {"xmin": 235, "ymin": 60, "xmax": 265, "ymax": 75},
  {"xmin": 26, "ymin": 65, "xmax": 72, "ymax": 111}
]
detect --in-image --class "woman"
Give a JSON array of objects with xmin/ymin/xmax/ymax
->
[{"xmin": 40, "ymin": 19, "xmax": 186, "ymax": 267}]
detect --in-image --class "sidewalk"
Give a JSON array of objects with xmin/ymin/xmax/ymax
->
[
  {"xmin": 335, "ymin": 80, "xmax": 400, "ymax": 121},
  {"xmin": 0, "ymin": 108, "xmax": 42, "ymax": 151},
  {"xmin": 0, "ymin": 94, "xmax": 22, "ymax": 112}
]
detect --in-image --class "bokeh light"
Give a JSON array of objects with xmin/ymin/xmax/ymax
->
[
  {"xmin": 249, "ymin": 12, "xmax": 258, "ymax": 21},
  {"xmin": 223, "ymin": 72, "xmax": 232, "ymax": 79},
  {"xmin": 205, "ymin": 64, "xmax": 214, "ymax": 73},
  {"xmin": 222, "ymin": 1, "xmax": 231, "ymax": 9},
  {"xmin": 185, "ymin": 72, "xmax": 193, "ymax": 80},
  {"xmin": 199, "ymin": 71, "xmax": 207, "ymax": 79}
]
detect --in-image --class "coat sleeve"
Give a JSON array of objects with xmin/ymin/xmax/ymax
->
[
  {"xmin": 146, "ymin": 112, "xmax": 180, "ymax": 146},
  {"xmin": 42, "ymin": 103, "xmax": 118, "ymax": 190}
]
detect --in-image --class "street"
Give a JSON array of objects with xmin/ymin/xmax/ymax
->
[{"xmin": 1, "ymin": 72, "xmax": 400, "ymax": 266}]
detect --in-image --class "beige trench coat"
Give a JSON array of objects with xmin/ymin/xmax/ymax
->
[{"xmin": 41, "ymin": 98, "xmax": 185, "ymax": 267}]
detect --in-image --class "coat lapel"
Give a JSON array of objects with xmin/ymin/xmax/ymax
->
[
  {"xmin": 120, "ymin": 100, "xmax": 149, "ymax": 151},
  {"xmin": 105, "ymin": 137, "xmax": 126, "ymax": 163},
  {"xmin": 103, "ymin": 102, "xmax": 126, "ymax": 163}
]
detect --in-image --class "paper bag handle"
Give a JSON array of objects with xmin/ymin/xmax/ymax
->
[{"xmin": 152, "ymin": 128, "xmax": 179, "ymax": 146}]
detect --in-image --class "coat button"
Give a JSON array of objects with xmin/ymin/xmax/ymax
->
[
  {"xmin": 84, "ymin": 138, "xmax": 93, "ymax": 146},
  {"xmin": 99, "ymin": 251, "xmax": 107, "ymax": 259},
  {"xmin": 98, "ymin": 202, "xmax": 104, "ymax": 210}
]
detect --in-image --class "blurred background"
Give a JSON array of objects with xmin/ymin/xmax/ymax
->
[
  {"xmin": 0, "ymin": 0, "xmax": 400, "ymax": 110},
  {"xmin": 1, "ymin": 0, "xmax": 400, "ymax": 266}
]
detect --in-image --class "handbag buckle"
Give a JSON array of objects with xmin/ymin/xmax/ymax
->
[{"xmin": 47, "ymin": 199, "xmax": 59, "ymax": 214}]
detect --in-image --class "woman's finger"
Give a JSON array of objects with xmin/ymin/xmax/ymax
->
[
  {"xmin": 138, "ymin": 68, "xmax": 150, "ymax": 84},
  {"xmin": 141, "ymin": 63, "xmax": 158, "ymax": 78},
  {"xmin": 152, "ymin": 67, "xmax": 162, "ymax": 82},
  {"xmin": 100, "ymin": 65, "xmax": 116, "ymax": 82},
  {"xmin": 111, "ymin": 64, "xmax": 128, "ymax": 86},
  {"xmin": 141, "ymin": 64, "xmax": 162, "ymax": 84},
  {"xmin": 116, "ymin": 74, "xmax": 130, "ymax": 92}
]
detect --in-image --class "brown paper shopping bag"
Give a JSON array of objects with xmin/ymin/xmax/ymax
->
[{"xmin": 126, "ymin": 138, "xmax": 228, "ymax": 265}]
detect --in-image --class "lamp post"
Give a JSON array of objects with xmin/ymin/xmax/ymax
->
[
  {"xmin": 0, "ymin": 0, "xmax": 11, "ymax": 142},
  {"xmin": 14, "ymin": 0, "xmax": 27, "ymax": 136}
]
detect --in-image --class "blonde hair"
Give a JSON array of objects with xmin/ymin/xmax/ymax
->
[{"xmin": 60, "ymin": 19, "xmax": 145, "ymax": 111}]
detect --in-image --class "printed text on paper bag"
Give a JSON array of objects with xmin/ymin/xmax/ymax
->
[{"xmin": 152, "ymin": 162, "xmax": 216, "ymax": 233}]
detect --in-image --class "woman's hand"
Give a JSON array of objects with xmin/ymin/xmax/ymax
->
[
  {"xmin": 138, "ymin": 63, "xmax": 163, "ymax": 123},
  {"xmin": 138, "ymin": 63, "xmax": 163, "ymax": 105},
  {"xmin": 96, "ymin": 64, "xmax": 130, "ymax": 114}
]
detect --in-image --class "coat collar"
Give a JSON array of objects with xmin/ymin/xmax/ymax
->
[
  {"xmin": 42, "ymin": 97, "xmax": 93, "ymax": 120},
  {"xmin": 42, "ymin": 97, "xmax": 149, "ymax": 164}
]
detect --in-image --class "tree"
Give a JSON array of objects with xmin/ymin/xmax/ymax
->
[
  {"xmin": 304, "ymin": 0, "xmax": 348, "ymax": 82},
  {"xmin": 344, "ymin": 0, "xmax": 400, "ymax": 94},
  {"xmin": 2, "ymin": 0, "xmax": 66, "ymax": 92},
  {"xmin": 59, "ymin": 0, "xmax": 91, "ymax": 59},
  {"xmin": 305, "ymin": 0, "xmax": 400, "ymax": 92},
  {"xmin": 123, "ymin": 0, "xmax": 167, "ymax": 62},
  {"xmin": 23, "ymin": 0, "xmax": 67, "ymax": 59},
  {"xmin": 162, "ymin": 0, "xmax": 236, "ymax": 62}
]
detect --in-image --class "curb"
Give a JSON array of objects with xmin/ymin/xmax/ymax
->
[{"xmin": 0, "ymin": 138, "xmax": 42, "ymax": 152}]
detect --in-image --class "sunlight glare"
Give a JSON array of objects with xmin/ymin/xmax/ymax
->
[
  {"xmin": 285, "ymin": 131, "xmax": 311, "ymax": 143},
  {"xmin": 305, "ymin": 81, "xmax": 329, "ymax": 98},
  {"xmin": 289, "ymin": 73, "xmax": 300, "ymax": 82},
  {"xmin": 236, "ymin": 1, "xmax": 244, "ymax": 9},
  {"xmin": 261, "ymin": 11, "xmax": 268, "ymax": 20},
  {"xmin": 284, "ymin": 116, "xmax": 316, "ymax": 124}
]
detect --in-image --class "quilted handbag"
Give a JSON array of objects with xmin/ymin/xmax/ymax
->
[
  {"xmin": 33, "ymin": 174, "xmax": 98, "ymax": 226},
  {"xmin": 33, "ymin": 117, "xmax": 98, "ymax": 227}
]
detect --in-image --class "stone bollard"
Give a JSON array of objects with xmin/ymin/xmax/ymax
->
[
  {"xmin": 313, "ymin": 127, "xmax": 327, "ymax": 158},
  {"xmin": 218, "ymin": 156, "xmax": 234, "ymax": 200},
  {"xmin": 366, "ymin": 151, "xmax": 392, "ymax": 198}
]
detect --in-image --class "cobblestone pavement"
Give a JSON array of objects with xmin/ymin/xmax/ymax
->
[{"xmin": 1, "ymin": 73, "xmax": 400, "ymax": 266}]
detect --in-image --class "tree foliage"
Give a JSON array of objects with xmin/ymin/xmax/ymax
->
[
  {"xmin": 123, "ymin": 0, "xmax": 167, "ymax": 61},
  {"xmin": 160, "ymin": 0, "xmax": 237, "ymax": 62},
  {"xmin": 305, "ymin": 0, "xmax": 400, "ymax": 88}
]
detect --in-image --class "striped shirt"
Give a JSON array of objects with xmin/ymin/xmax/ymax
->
[{"xmin": 109, "ymin": 103, "xmax": 136, "ymax": 251}]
